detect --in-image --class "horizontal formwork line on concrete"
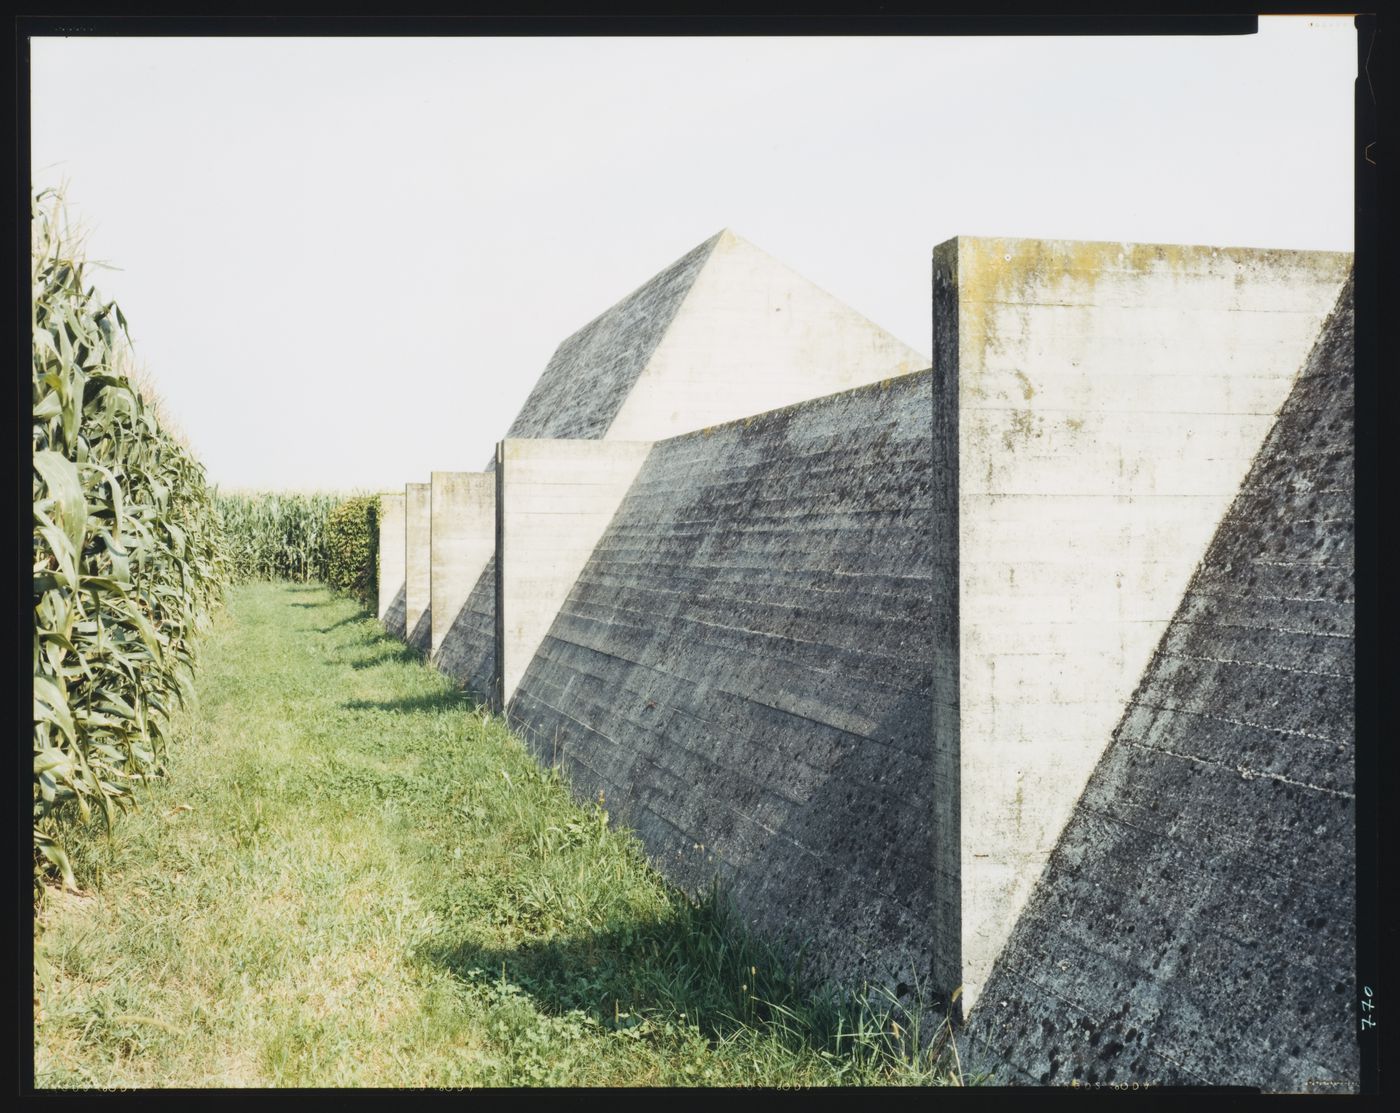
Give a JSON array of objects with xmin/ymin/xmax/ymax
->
[
  {"xmin": 563, "ymin": 583, "xmax": 938, "ymax": 632},
  {"xmin": 539, "ymin": 620, "xmax": 936, "ymax": 722},
  {"xmin": 1172, "ymin": 616, "xmax": 1353, "ymax": 641},
  {"xmin": 558, "ymin": 580, "xmax": 936, "ymax": 643},
  {"xmin": 642, "ymin": 445, "xmax": 929, "ymax": 474},
  {"xmin": 1128, "ymin": 699, "xmax": 1344, "ymax": 749},
  {"xmin": 1038, "ymin": 797, "xmax": 1348, "ymax": 924},
  {"xmin": 609, "ymin": 505, "xmax": 936, "ymax": 526},
  {"xmin": 1052, "ymin": 817, "xmax": 1355, "ymax": 940},
  {"xmin": 550, "ymin": 595, "xmax": 939, "ymax": 660},
  {"xmin": 1180, "ymin": 587, "xmax": 1353, "ymax": 611},
  {"xmin": 623, "ymin": 486, "xmax": 933, "ymax": 511},
  {"xmin": 550, "ymin": 607, "xmax": 935, "ymax": 679},
  {"xmin": 637, "ymin": 451, "xmax": 930, "ymax": 478},
  {"xmin": 530, "ymin": 634, "xmax": 936, "ymax": 763},
  {"xmin": 1157, "ymin": 624, "xmax": 1352, "ymax": 672},
  {"xmin": 1076, "ymin": 796, "xmax": 1355, "ymax": 910},
  {"xmin": 1158, "ymin": 651, "xmax": 1351, "ymax": 682},
  {"xmin": 662, "ymin": 702, "xmax": 935, "ymax": 799},
  {"xmin": 570, "ymin": 556, "xmax": 935, "ymax": 584},
  {"xmin": 1246, "ymin": 559, "xmax": 1351, "ymax": 569},
  {"xmin": 606, "ymin": 537, "xmax": 934, "ymax": 564},
  {"xmin": 1120, "ymin": 719, "xmax": 1353, "ymax": 798},
  {"xmin": 612, "ymin": 497, "xmax": 934, "ymax": 523},
  {"xmin": 561, "ymin": 577, "xmax": 935, "ymax": 625},
  {"xmin": 1133, "ymin": 673, "xmax": 1352, "ymax": 740},
  {"xmin": 568, "ymin": 581, "xmax": 938, "ymax": 614}
]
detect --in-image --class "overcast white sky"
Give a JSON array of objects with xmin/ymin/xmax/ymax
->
[{"xmin": 31, "ymin": 19, "xmax": 1357, "ymax": 493}]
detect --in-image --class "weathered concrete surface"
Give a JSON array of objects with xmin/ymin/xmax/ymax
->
[
  {"xmin": 496, "ymin": 439, "xmax": 653, "ymax": 707},
  {"xmin": 937, "ymin": 237, "xmax": 1351, "ymax": 1013},
  {"xmin": 429, "ymin": 472, "xmax": 494, "ymax": 663},
  {"xmin": 439, "ymin": 229, "xmax": 929, "ymax": 698},
  {"xmin": 962, "ymin": 274, "xmax": 1356, "ymax": 1092},
  {"xmin": 377, "ymin": 491, "xmax": 407, "ymax": 639},
  {"xmin": 497, "ymin": 228, "xmax": 927, "ymax": 457},
  {"xmin": 502, "ymin": 235, "xmax": 720, "ymax": 443},
  {"xmin": 405, "ymin": 482, "xmax": 432, "ymax": 652},
  {"xmin": 435, "ymin": 555, "xmax": 498, "ymax": 706},
  {"xmin": 505, "ymin": 373, "xmax": 945, "ymax": 998}
]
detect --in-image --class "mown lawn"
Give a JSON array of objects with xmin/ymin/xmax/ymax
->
[{"xmin": 34, "ymin": 581, "xmax": 963, "ymax": 1088}]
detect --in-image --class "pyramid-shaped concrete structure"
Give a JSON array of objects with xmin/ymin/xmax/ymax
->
[
  {"xmin": 433, "ymin": 229, "xmax": 929, "ymax": 700},
  {"xmin": 496, "ymin": 228, "xmax": 928, "ymax": 454}
]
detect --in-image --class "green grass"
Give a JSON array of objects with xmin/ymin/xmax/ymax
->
[{"xmin": 34, "ymin": 582, "xmax": 964, "ymax": 1088}]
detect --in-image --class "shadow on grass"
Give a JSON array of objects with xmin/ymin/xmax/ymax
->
[
  {"xmin": 342, "ymin": 689, "xmax": 486, "ymax": 715},
  {"xmin": 419, "ymin": 887, "xmax": 859, "ymax": 1049},
  {"xmin": 338, "ymin": 645, "xmax": 423, "ymax": 670},
  {"xmin": 318, "ymin": 613, "xmax": 367, "ymax": 633}
]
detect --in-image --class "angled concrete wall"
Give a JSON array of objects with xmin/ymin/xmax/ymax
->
[
  {"xmin": 405, "ymin": 482, "xmax": 432, "ymax": 652},
  {"xmin": 377, "ymin": 491, "xmax": 407, "ymax": 638},
  {"xmin": 496, "ymin": 439, "xmax": 653, "ymax": 708},
  {"xmin": 962, "ymin": 275, "xmax": 1356, "ymax": 1091},
  {"xmin": 505, "ymin": 374, "xmax": 947, "ymax": 997},
  {"xmin": 435, "ymin": 556, "xmax": 498, "ymax": 704},
  {"xmin": 937, "ymin": 237, "xmax": 1351, "ymax": 1014},
  {"xmin": 429, "ymin": 472, "xmax": 494, "ymax": 663},
  {"xmin": 442, "ymin": 230, "xmax": 929, "ymax": 706}
]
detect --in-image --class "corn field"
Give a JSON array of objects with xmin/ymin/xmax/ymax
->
[
  {"xmin": 32, "ymin": 188, "xmax": 226, "ymax": 895},
  {"xmin": 216, "ymin": 491, "xmax": 341, "ymax": 583}
]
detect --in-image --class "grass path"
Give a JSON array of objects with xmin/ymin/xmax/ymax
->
[{"xmin": 35, "ymin": 582, "xmax": 959, "ymax": 1087}]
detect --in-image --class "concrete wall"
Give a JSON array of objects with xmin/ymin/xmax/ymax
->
[
  {"xmin": 505, "ymin": 374, "xmax": 945, "ymax": 997},
  {"xmin": 496, "ymin": 439, "xmax": 653, "ymax": 707},
  {"xmin": 405, "ymin": 482, "xmax": 432, "ymax": 652},
  {"xmin": 377, "ymin": 491, "xmax": 407, "ymax": 638},
  {"xmin": 439, "ymin": 230, "xmax": 929, "ymax": 701},
  {"xmin": 962, "ymin": 274, "xmax": 1356, "ymax": 1091},
  {"xmin": 937, "ymin": 237, "xmax": 1351, "ymax": 1013},
  {"xmin": 498, "ymin": 229, "xmax": 927, "ymax": 459},
  {"xmin": 435, "ymin": 557, "xmax": 498, "ymax": 705},
  {"xmin": 429, "ymin": 472, "xmax": 494, "ymax": 663}
]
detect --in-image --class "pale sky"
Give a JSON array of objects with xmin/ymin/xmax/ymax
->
[{"xmin": 30, "ymin": 19, "xmax": 1357, "ymax": 493}]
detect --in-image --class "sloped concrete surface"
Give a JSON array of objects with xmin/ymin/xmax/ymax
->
[
  {"xmin": 505, "ymin": 372, "xmax": 947, "ymax": 998},
  {"xmin": 501, "ymin": 233, "xmax": 722, "ymax": 444},
  {"xmin": 961, "ymin": 274, "xmax": 1356, "ymax": 1091}
]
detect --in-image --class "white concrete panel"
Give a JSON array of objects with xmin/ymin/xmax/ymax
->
[
  {"xmin": 604, "ymin": 230, "xmax": 928, "ymax": 441},
  {"xmin": 497, "ymin": 439, "xmax": 653, "ymax": 705},
  {"xmin": 944, "ymin": 235, "xmax": 1350, "ymax": 1013},
  {"xmin": 429, "ymin": 472, "xmax": 494, "ymax": 661},
  {"xmin": 404, "ymin": 482, "xmax": 432, "ymax": 649},
  {"xmin": 377, "ymin": 491, "xmax": 406, "ymax": 623}
]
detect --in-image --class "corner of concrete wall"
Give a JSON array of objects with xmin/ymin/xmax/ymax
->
[
  {"xmin": 405, "ymin": 482, "xmax": 432, "ymax": 653},
  {"xmin": 429, "ymin": 471, "xmax": 495, "ymax": 663},
  {"xmin": 377, "ymin": 491, "xmax": 407, "ymax": 636},
  {"xmin": 930, "ymin": 236, "xmax": 963, "ymax": 1014},
  {"xmin": 493, "ymin": 442, "xmax": 505, "ymax": 712},
  {"xmin": 496, "ymin": 439, "xmax": 653, "ymax": 707}
]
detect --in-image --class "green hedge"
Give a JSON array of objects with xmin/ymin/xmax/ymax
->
[
  {"xmin": 217, "ymin": 491, "xmax": 379, "ymax": 609},
  {"xmin": 32, "ymin": 189, "xmax": 226, "ymax": 894},
  {"xmin": 324, "ymin": 495, "xmax": 380, "ymax": 609}
]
